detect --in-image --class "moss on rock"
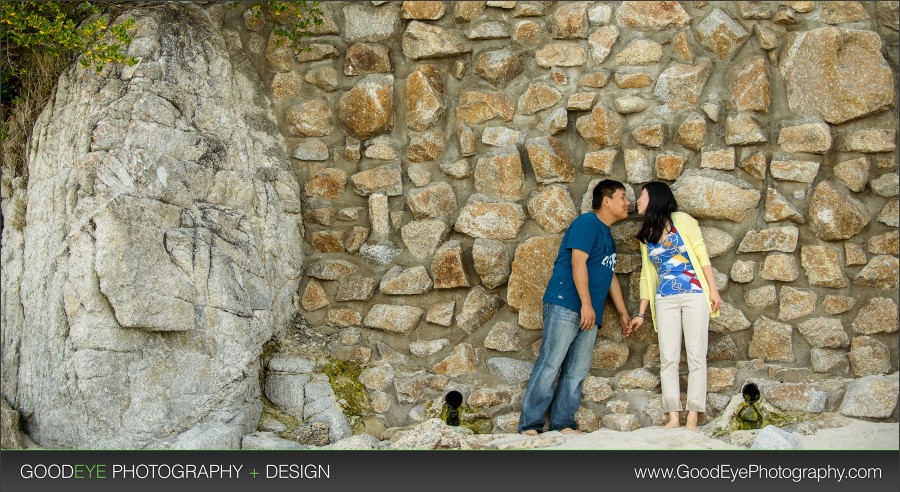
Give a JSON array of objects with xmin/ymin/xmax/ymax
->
[{"xmin": 323, "ymin": 358, "xmax": 371, "ymax": 420}]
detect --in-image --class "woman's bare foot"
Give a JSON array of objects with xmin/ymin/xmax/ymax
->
[
  {"xmin": 685, "ymin": 412, "xmax": 699, "ymax": 432},
  {"xmin": 560, "ymin": 428, "xmax": 583, "ymax": 435},
  {"xmin": 521, "ymin": 429, "xmax": 539, "ymax": 437},
  {"xmin": 663, "ymin": 411, "xmax": 680, "ymax": 429}
]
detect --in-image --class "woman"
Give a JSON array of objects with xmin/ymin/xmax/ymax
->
[{"xmin": 627, "ymin": 182, "xmax": 721, "ymax": 431}]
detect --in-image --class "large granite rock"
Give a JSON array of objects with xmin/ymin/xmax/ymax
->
[
  {"xmin": 808, "ymin": 180, "xmax": 871, "ymax": 241},
  {"xmin": 527, "ymin": 185, "xmax": 578, "ymax": 234},
  {"xmin": 475, "ymin": 49, "xmax": 523, "ymax": 88},
  {"xmin": 4, "ymin": 4, "xmax": 304, "ymax": 448},
  {"xmin": 852, "ymin": 298, "xmax": 899, "ymax": 335},
  {"xmin": 777, "ymin": 118, "xmax": 831, "ymax": 154},
  {"xmin": 671, "ymin": 170, "xmax": 761, "ymax": 223},
  {"xmin": 364, "ymin": 305, "xmax": 424, "ymax": 335},
  {"xmin": 339, "ymin": 75, "xmax": 394, "ymax": 139},
  {"xmin": 839, "ymin": 374, "xmax": 899, "ymax": 418},
  {"xmin": 779, "ymin": 27, "xmax": 895, "ymax": 124},
  {"xmin": 854, "ymin": 255, "xmax": 900, "ymax": 289},
  {"xmin": 748, "ymin": 317, "xmax": 795, "ymax": 362},
  {"xmin": 456, "ymin": 286, "xmax": 504, "ymax": 334}
]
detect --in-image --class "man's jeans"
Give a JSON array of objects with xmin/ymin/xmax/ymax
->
[{"xmin": 518, "ymin": 303, "xmax": 597, "ymax": 432}]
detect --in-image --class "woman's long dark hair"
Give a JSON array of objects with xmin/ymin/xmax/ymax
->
[{"xmin": 635, "ymin": 182, "xmax": 679, "ymax": 244}]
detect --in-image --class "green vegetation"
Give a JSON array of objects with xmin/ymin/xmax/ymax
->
[
  {"xmin": 0, "ymin": 1, "xmax": 323, "ymax": 188},
  {"xmin": 260, "ymin": 397, "xmax": 303, "ymax": 434},
  {"xmin": 711, "ymin": 400, "xmax": 807, "ymax": 437},
  {"xmin": 1, "ymin": 1, "xmax": 136, "ymax": 181},
  {"xmin": 1, "ymin": 2, "xmax": 136, "ymax": 99},
  {"xmin": 323, "ymin": 359, "xmax": 371, "ymax": 419},
  {"xmin": 246, "ymin": 1, "xmax": 324, "ymax": 51}
]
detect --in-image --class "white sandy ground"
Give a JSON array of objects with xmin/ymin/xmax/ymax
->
[
  {"xmin": 17, "ymin": 414, "xmax": 898, "ymax": 450},
  {"xmin": 486, "ymin": 417, "xmax": 899, "ymax": 450}
]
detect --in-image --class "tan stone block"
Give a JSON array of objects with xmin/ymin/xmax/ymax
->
[
  {"xmin": 809, "ymin": 180, "xmax": 870, "ymax": 241},
  {"xmin": 748, "ymin": 317, "xmax": 794, "ymax": 362},
  {"xmin": 474, "ymin": 149, "xmax": 526, "ymax": 201},
  {"xmin": 507, "ymin": 236, "xmax": 563, "ymax": 329},
  {"xmin": 854, "ymin": 255, "xmax": 900, "ymax": 289},
  {"xmin": 780, "ymin": 27, "xmax": 893, "ymax": 124},
  {"xmin": 674, "ymin": 113, "xmax": 706, "ymax": 151},
  {"xmin": 576, "ymin": 105, "xmax": 623, "ymax": 148},
  {"xmin": 432, "ymin": 241, "xmax": 470, "ymax": 289},
  {"xmin": 338, "ymin": 75, "xmax": 393, "ymax": 139},
  {"xmin": 310, "ymin": 230, "xmax": 345, "ymax": 253},
  {"xmin": 433, "ymin": 343, "xmax": 477, "ymax": 376},
  {"xmin": 401, "ymin": 1, "xmax": 446, "ymax": 20},
  {"xmin": 591, "ymin": 341, "xmax": 629, "ymax": 370},
  {"xmin": 455, "ymin": 195, "xmax": 526, "ymax": 240},
  {"xmin": 778, "ymin": 286, "xmax": 816, "ymax": 321},
  {"xmin": 406, "ymin": 65, "xmax": 445, "ymax": 131},
  {"xmin": 305, "ymin": 164, "xmax": 347, "ymax": 200},
  {"xmin": 301, "ymin": 279, "xmax": 329, "ymax": 312},
  {"xmin": 844, "ymin": 242, "xmax": 867, "ymax": 266},
  {"xmin": 584, "ymin": 149, "xmax": 618, "ymax": 175},
  {"xmin": 823, "ymin": 295, "xmax": 855, "ymax": 315},
  {"xmin": 727, "ymin": 56, "xmax": 770, "ymax": 113},
  {"xmin": 527, "ymin": 185, "xmax": 578, "ymax": 234},
  {"xmin": 800, "ymin": 245, "xmax": 848, "ymax": 288},
  {"xmin": 852, "ymin": 298, "xmax": 899, "ymax": 335},
  {"xmin": 345, "ymin": 43, "xmax": 392, "ymax": 76},
  {"xmin": 535, "ymin": 42, "xmax": 588, "ymax": 67}
]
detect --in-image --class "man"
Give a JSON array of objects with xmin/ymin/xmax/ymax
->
[{"xmin": 519, "ymin": 179, "xmax": 631, "ymax": 436}]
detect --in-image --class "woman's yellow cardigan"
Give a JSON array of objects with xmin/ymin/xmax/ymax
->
[{"xmin": 638, "ymin": 211, "xmax": 720, "ymax": 331}]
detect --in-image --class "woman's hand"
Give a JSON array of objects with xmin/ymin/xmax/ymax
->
[
  {"xmin": 625, "ymin": 316, "xmax": 643, "ymax": 336},
  {"xmin": 709, "ymin": 289, "xmax": 723, "ymax": 315}
]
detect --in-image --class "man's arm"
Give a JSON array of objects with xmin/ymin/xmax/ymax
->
[
  {"xmin": 608, "ymin": 275, "xmax": 631, "ymax": 333},
  {"xmin": 571, "ymin": 249, "xmax": 595, "ymax": 331}
]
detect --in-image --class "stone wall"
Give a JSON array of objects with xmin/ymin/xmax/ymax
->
[{"xmin": 242, "ymin": 1, "xmax": 898, "ymax": 433}]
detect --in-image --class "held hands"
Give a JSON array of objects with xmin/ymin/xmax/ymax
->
[
  {"xmin": 625, "ymin": 315, "xmax": 643, "ymax": 336},
  {"xmin": 579, "ymin": 305, "xmax": 596, "ymax": 331},
  {"xmin": 619, "ymin": 312, "xmax": 632, "ymax": 337}
]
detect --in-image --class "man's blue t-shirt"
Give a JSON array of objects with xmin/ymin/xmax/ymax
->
[{"xmin": 542, "ymin": 213, "xmax": 617, "ymax": 326}]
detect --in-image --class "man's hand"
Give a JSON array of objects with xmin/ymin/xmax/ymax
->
[{"xmin": 579, "ymin": 305, "xmax": 596, "ymax": 331}]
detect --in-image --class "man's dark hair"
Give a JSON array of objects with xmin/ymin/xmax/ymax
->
[{"xmin": 592, "ymin": 179, "xmax": 626, "ymax": 210}]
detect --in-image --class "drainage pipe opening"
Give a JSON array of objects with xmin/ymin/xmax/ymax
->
[
  {"xmin": 443, "ymin": 391, "xmax": 463, "ymax": 426},
  {"xmin": 742, "ymin": 382, "xmax": 760, "ymax": 404}
]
